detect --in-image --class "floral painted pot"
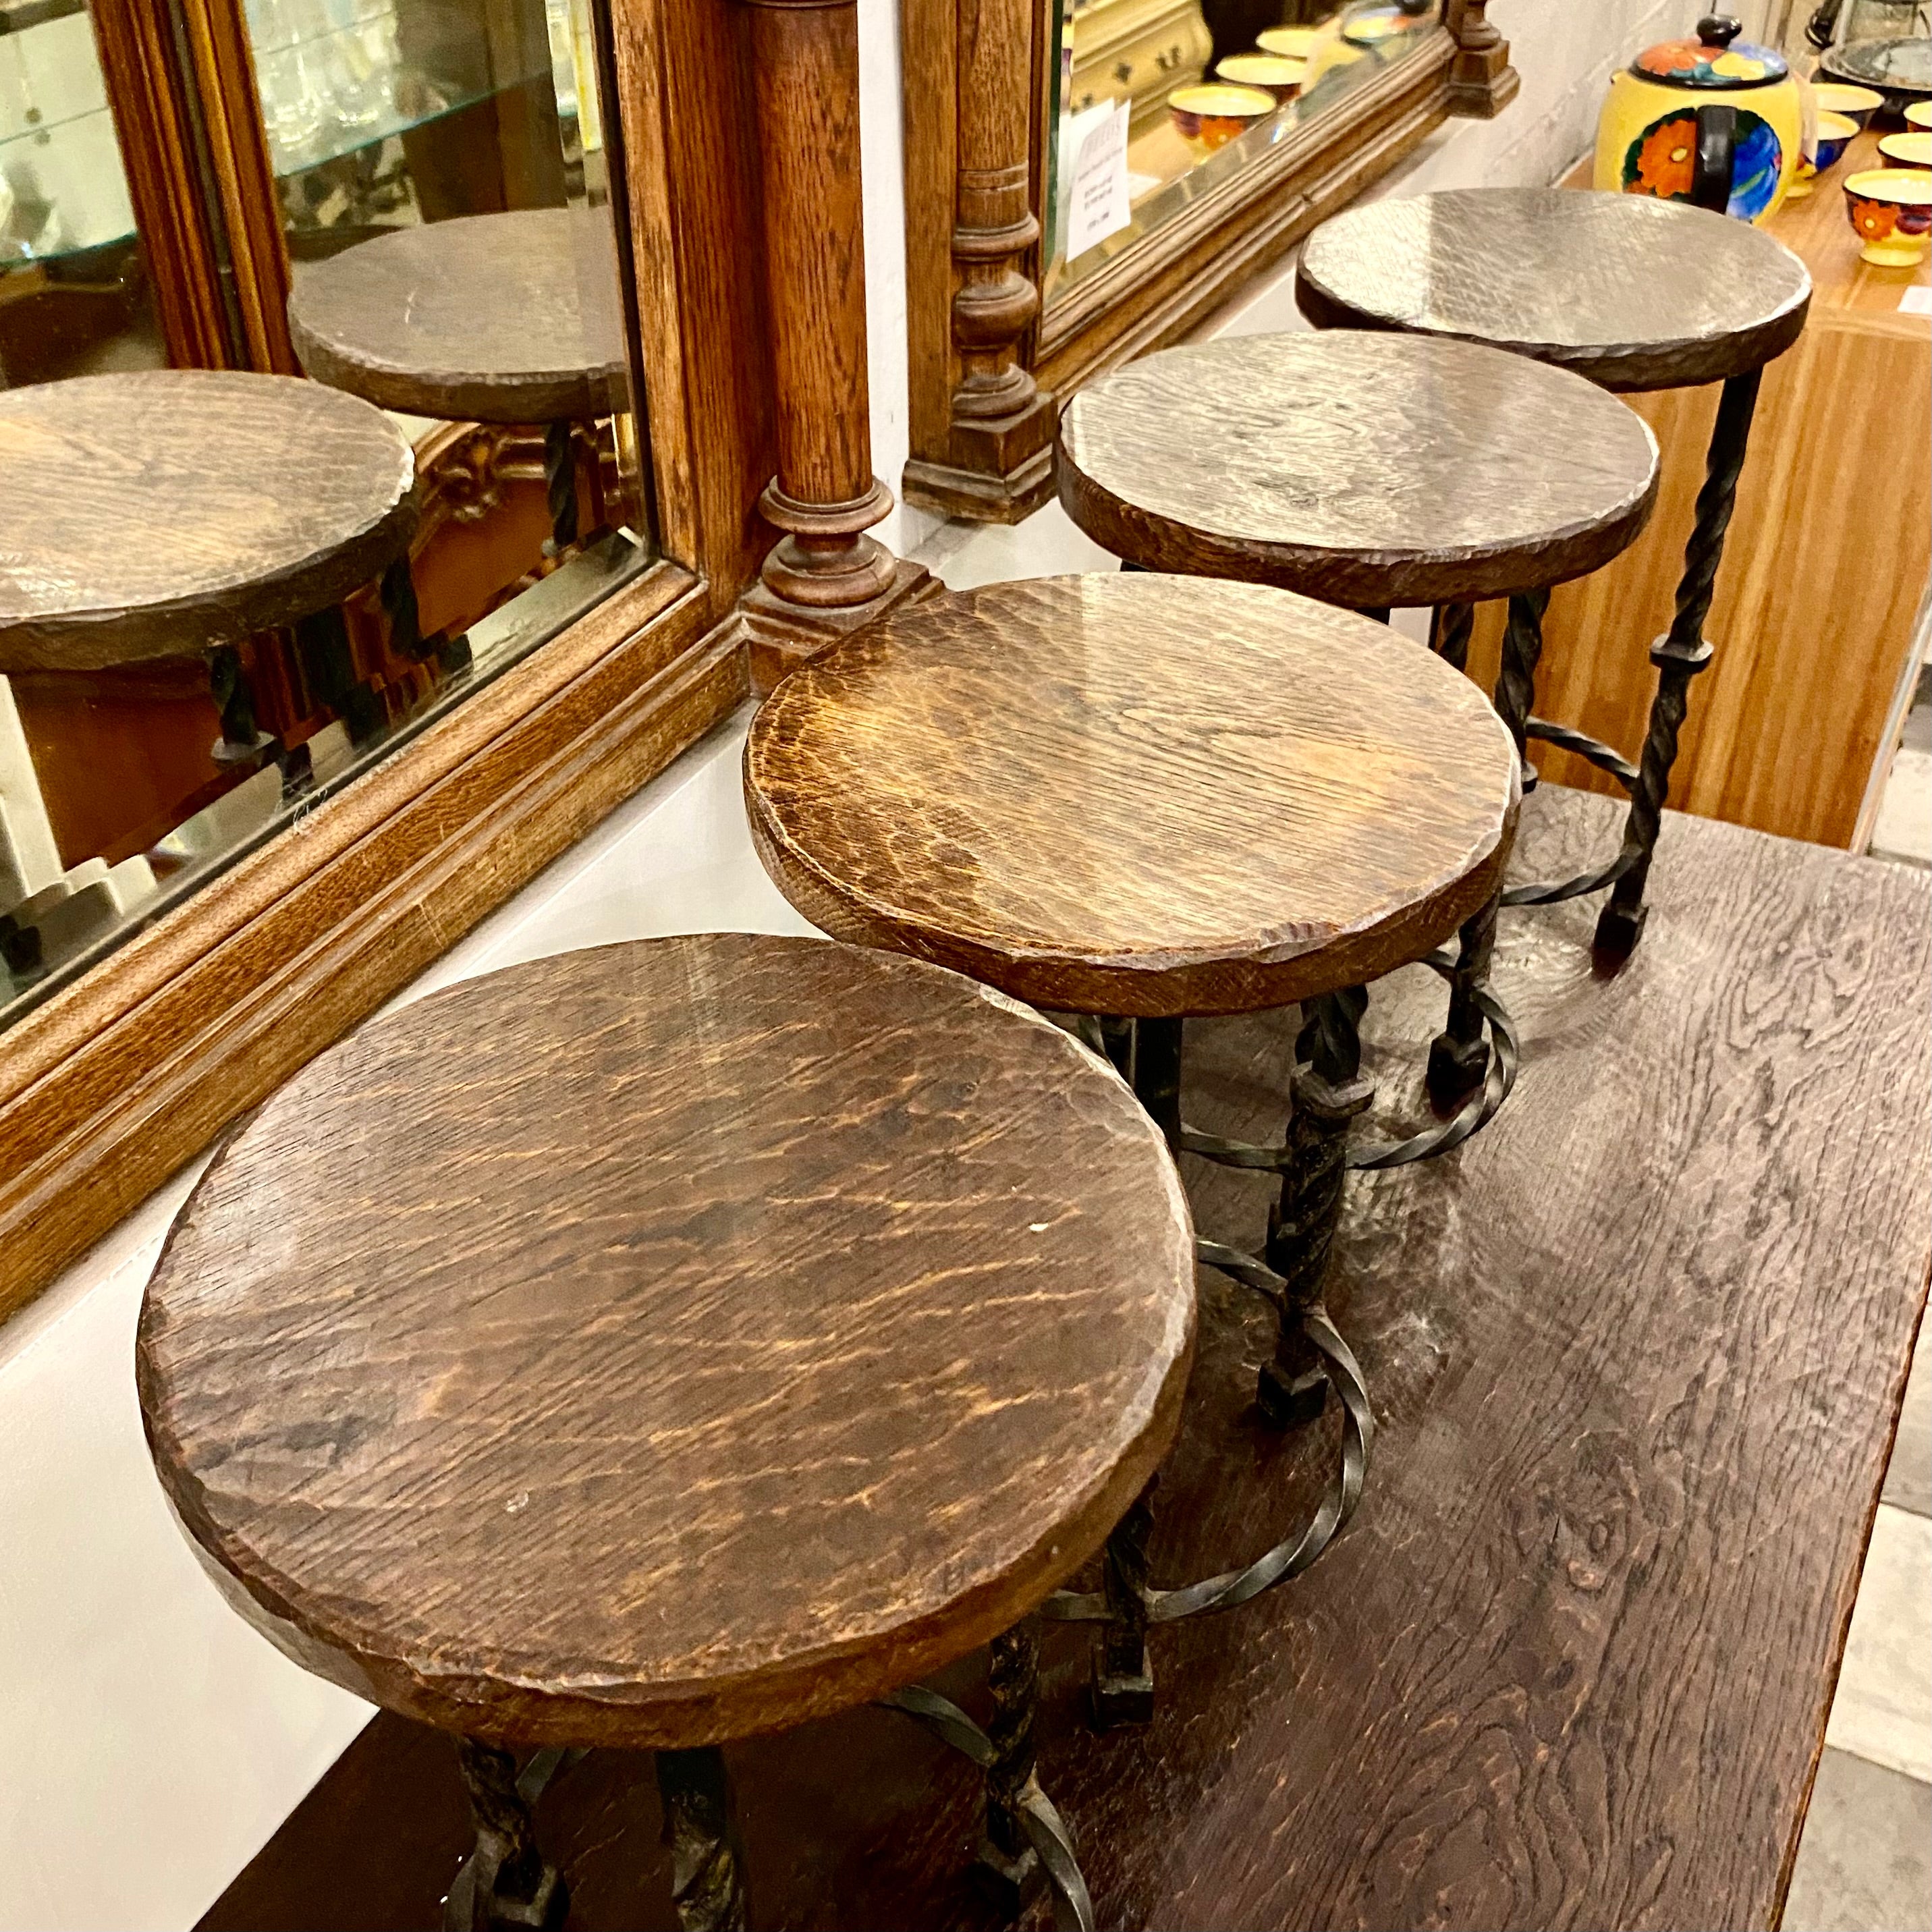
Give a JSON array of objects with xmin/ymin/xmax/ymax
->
[
  {"xmin": 1844, "ymin": 167, "xmax": 1932, "ymax": 266},
  {"xmin": 1215, "ymin": 53, "xmax": 1305, "ymax": 103},
  {"xmin": 1594, "ymin": 13, "xmax": 1802, "ymax": 223},
  {"xmin": 1877, "ymin": 130, "xmax": 1932, "ymax": 169},
  {"xmin": 1168, "ymin": 83, "xmax": 1277, "ymax": 157}
]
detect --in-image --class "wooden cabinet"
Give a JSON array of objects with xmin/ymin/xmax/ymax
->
[{"xmin": 1467, "ymin": 135, "xmax": 1931, "ymax": 850}]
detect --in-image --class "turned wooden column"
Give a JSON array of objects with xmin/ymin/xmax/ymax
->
[
  {"xmin": 1443, "ymin": 0, "xmax": 1520, "ymax": 119},
  {"xmin": 743, "ymin": 0, "xmax": 897, "ymax": 608},
  {"xmin": 951, "ymin": 0, "xmax": 1041, "ymax": 425}
]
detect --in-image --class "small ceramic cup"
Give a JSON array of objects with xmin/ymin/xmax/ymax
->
[
  {"xmin": 1215, "ymin": 53, "xmax": 1305, "ymax": 103},
  {"xmin": 1168, "ymin": 82, "xmax": 1277, "ymax": 157},
  {"xmin": 1844, "ymin": 167, "xmax": 1932, "ymax": 266},
  {"xmin": 1813, "ymin": 111, "xmax": 1861, "ymax": 173},
  {"xmin": 1877, "ymin": 130, "xmax": 1932, "ymax": 169},
  {"xmin": 1906, "ymin": 102, "xmax": 1932, "ymax": 132},
  {"xmin": 1812, "ymin": 82, "xmax": 1884, "ymax": 130},
  {"xmin": 1256, "ymin": 25, "xmax": 1317, "ymax": 59}
]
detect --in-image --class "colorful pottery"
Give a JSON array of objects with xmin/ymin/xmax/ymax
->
[
  {"xmin": 1167, "ymin": 82, "xmax": 1277, "ymax": 157},
  {"xmin": 1878, "ymin": 130, "xmax": 1932, "ymax": 167},
  {"xmin": 1300, "ymin": 1, "xmax": 1432, "ymax": 91},
  {"xmin": 1215, "ymin": 53, "xmax": 1306, "ymax": 102},
  {"xmin": 1594, "ymin": 13, "xmax": 1803, "ymax": 224},
  {"xmin": 1908, "ymin": 101, "xmax": 1932, "ymax": 129},
  {"xmin": 1255, "ymin": 25, "xmax": 1317, "ymax": 59},
  {"xmin": 1813, "ymin": 81, "xmax": 1885, "ymax": 127},
  {"xmin": 1815, "ymin": 110, "xmax": 1862, "ymax": 171},
  {"xmin": 1843, "ymin": 166, "xmax": 1932, "ymax": 265}
]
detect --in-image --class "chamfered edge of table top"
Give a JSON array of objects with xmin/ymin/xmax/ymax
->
[
  {"xmin": 134, "ymin": 935, "xmax": 1199, "ymax": 1750},
  {"xmin": 744, "ymin": 577, "xmax": 1520, "ymax": 1018},
  {"xmin": 1294, "ymin": 187, "xmax": 1814, "ymax": 393}
]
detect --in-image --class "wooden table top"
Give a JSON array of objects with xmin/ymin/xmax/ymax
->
[
  {"xmin": 0, "ymin": 370, "xmax": 416, "ymax": 672},
  {"xmin": 1054, "ymin": 334, "xmax": 1660, "ymax": 607},
  {"xmin": 1295, "ymin": 188, "xmax": 1813, "ymax": 392},
  {"xmin": 746, "ymin": 574, "xmax": 1519, "ymax": 1016},
  {"xmin": 137, "ymin": 934, "xmax": 1196, "ymax": 1750},
  {"xmin": 287, "ymin": 209, "xmax": 630, "ymax": 424},
  {"xmin": 204, "ymin": 788, "xmax": 1932, "ymax": 1932}
]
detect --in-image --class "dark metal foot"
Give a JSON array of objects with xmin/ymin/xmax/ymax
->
[
  {"xmin": 1088, "ymin": 1483, "xmax": 1155, "ymax": 1728},
  {"xmin": 1593, "ymin": 894, "xmax": 1649, "ymax": 964},
  {"xmin": 294, "ymin": 606, "xmax": 383, "ymax": 746},
  {"xmin": 207, "ymin": 644, "xmax": 273, "ymax": 763},
  {"xmin": 1256, "ymin": 1355, "xmax": 1328, "ymax": 1429},
  {"xmin": 445, "ymin": 1738, "xmax": 569, "ymax": 1932},
  {"xmin": 1427, "ymin": 893, "xmax": 1497, "ymax": 1113},
  {"xmin": 657, "ymin": 1746, "xmax": 746, "ymax": 1932}
]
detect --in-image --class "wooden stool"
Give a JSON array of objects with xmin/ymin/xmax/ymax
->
[
  {"xmin": 746, "ymin": 572, "xmax": 1518, "ymax": 1721},
  {"xmin": 0, "ymin": 369, "xmax": 420, "ymax": 763},
  {"xmin": 138, "ymin": 933, "xmax": 1194, "ymax": 1932},
  {"xmin": 1296, "ymin": 186, "xmax": 1811, "ymax": 960},
  {"xmin": 287, "ymin": 209, "xmax": 629, "ymax": 555},
  {"xmin": 1054, "ymin": 329, "xmax": 1659, "ymax": 1105}
]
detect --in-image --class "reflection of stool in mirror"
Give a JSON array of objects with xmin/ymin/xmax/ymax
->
[
  {"xmin": 0, "ymin": 370, "xmax": 418, "ymax": 985},
  {"xmin": 287, "ymin": 209, "xmax": 630, "ymax": 569},
  {"xmin": 1055, "ymin": 330, "xmax": 1659, "ymax": 1111}
]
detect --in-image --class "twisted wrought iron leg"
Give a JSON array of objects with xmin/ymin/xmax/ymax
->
[
  {"xmin": 1429, "ymin": 600, "xmax": 1474, "ymax": 672},
  {"xmin": 1261, "ymin": 990, "xmax": 1373, "ymax": 1428},
  {"xmin": 1426, "ymin": 890, "xmax": 1499, "ymax": 1111},
  {"xmin": 445, "ymin": 1738, "xmax": 569, "ymax": 1932},
  {"xmin": 543, "ymin": 420, "xmax": 580, "ymax": 553},
  {"xmin": 1597, "ymin": 367, "xmax": 1762, "ymax": 964},
  {"xmin": 657, "ymin": 1746, "xmax": 746, "ymax": 1932},
  {"xmin": 1089, "ymin": 1481, "xmax": 1156, "ymax": 1728},
  {"xmin": 379, "ymin": 554, "xmax": 425, "ymax": 661},
  {"xmin": 207, "ymin": 644, "xmax": 267, "ymax": 762},
  {"xmin": 294, "ymin": 605, "xmax": 381, "ymax": 745},
  {"xmin": 1492, "ymin": 587, "xmax": 1551, "ymax": 796}
]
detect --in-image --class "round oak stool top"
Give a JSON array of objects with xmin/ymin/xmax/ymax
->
[
  {"xmin": 1295, "ymin": 187, "xmax": 1812, "ymax": 393},
  {"xmin": 0, "ymin": 370, "xmax": 416, "ymax": 673},
  {"xmin": 1053, "ymin": 333, "xmax": 1659, "ymax": 609},
  {"xmin": 745, "ymin": 574, "xmax": 1520, "ymax": 1018},
  {"xmin": 138, "ymin": 933, "xmax": 1194, "ymax": 1750},
  {"xmin": 287, "ymin": 209, "xmax": 630, "ymax": 424}
]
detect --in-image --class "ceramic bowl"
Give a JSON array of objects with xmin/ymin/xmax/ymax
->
[
  {"xmin": 1814, "ymin": 110, "xmax": 1862, "ymax": 172},
  {"xmin": 1256, "ymin": 25, "xmax": 1317, "ymax": 59},
  {"xmin": 1168, "ymin": 83, "xmax": 1277, "ymax": 157},
  {"xmin": 1216, "ymin": 53, "xmax": 1305, "ymax": 102},
  {"xmin": 1878, "ymin": 130, "xmax": 1932, "ymax": 168},
  {"xmin": 1906, "ymin": 101, "xmax": 1932, "ymax": 131},
  {"xmin": 1844, "ymin": 167, "xmax": 1932, "ymax": 265},
  {"xmin": 1813, "ymin": 82, "xmax": 1884, "ymax": 129}
]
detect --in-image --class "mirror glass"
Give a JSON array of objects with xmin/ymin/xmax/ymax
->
[
  {"xmin": 1043, "ymin": 0, "xmax": 1443, "ymax": 302},
  {"xmin": 0, "ymin": 0, "xmax": 653, "ymax": 1030}
]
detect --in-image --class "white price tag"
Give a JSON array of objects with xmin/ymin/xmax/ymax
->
[
  {"xmin": 1064, "ymin": 100, "xmax": 1132, "ymax": 263},
  {"xmin": 1898, "ymin": 284, "xmax": 1932, "ymax": 316}
]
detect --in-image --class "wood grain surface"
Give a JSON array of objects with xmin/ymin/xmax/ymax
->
[
  {"xmin": 138, "ymin": 933, "xmax": 1195, "ymax": 1750},
  {"xmin": 0, "ymin": 371, "xmax": 417, "ymax": 671},
  {"xmin": 1296, "ymin": 187, "xmax": 1813, "ymax": 391},
  {"xmin": 202, "ymin": 787, "xmax": 1932, "ymax": 1932},
  {"xmin": 287, "ymin": 210, "xmax": 631, "ymax": 426},
  {"xmin": 745, "ymin": 574, "xmax": 1520, "ymax": 1016},
  {"xmin": 1054, "ymin": 334, "xmax": 1660, "ymax": 607}
]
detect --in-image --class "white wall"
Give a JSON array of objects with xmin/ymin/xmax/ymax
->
[{"xmin": 0, "ymin": 4, "xmax": 1703, "ymax": 1926}]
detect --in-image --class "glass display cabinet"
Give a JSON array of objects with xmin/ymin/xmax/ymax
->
[{"xmin": 900, "ymin": 0, "xmax": 1518, "ymax": 520}]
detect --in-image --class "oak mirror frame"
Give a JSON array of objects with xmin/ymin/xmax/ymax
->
[
  {"xmin": 0, "ymin": 0, "xmax": 813, "ymax": 1323},
  {"xmin": 899, "ymin": 0, "xmax": 1519, "ymax": 523}
]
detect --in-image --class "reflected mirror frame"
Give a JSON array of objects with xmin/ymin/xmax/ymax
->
[
  {"xmin": 898, "ymin": 0, "xmax": 1518, "ymax": 526},
  {"xmin": 0, "ymin": 0, "xmax": 785, "ymax": 1326}
]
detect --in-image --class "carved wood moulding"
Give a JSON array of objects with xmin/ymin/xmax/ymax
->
[{"xmin": 901, "ymin": 0, "xmax": 1519, "ymax": 523}]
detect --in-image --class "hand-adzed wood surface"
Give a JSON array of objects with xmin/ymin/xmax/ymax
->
[
  {"xmin": 1054, "ymin": 335, "xmax": 1659, "ymax": 607},
  {"xmin": 138, "ymin": 933, "xmax": 1195, "ymax": 1750},
  {"xmin": 1296, "ymin": 188, "xmax": 1813, "ymax": 392},
  {"xmin": 203, "ymin": 788, "xmax": 1932, "ymax": 1932},
  {"xmin": 286, "ymin": 209, "xmax": 630, "ymax": 425},
  {"xmin": 0, "ymin": 371, "xmax": 416, "ymax": 671},
  {"xmin": 745, "ymin": 574, "xmax": 1519, "ymax": 1015}
]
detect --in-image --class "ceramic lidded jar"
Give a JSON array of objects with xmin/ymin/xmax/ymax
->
[{"xmin": 1594, "ymin": 13, "xmax": 1804, "ymax": 225}]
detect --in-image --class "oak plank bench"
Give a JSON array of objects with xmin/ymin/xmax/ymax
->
[
  {"xmin": 1296, "ymin": 186, "xmax": 1811, "ymax": 959},
  {"xmin": 744, "ymin": 572, "xmax": 1520, "ymax": 1723},
  {"xmin": 0, "ymin": 369, "xmax": 418, "ymax": 758},
  {"xmin": 198, "ymin": 789, "xmax": 1932, "ymax": 1931},
  {"xmin": 139, "ymin": 933, "xmax": 1197, "ymax": 1932},
  {"xmin": 1052, "ymin": 329, "xmax": 1660, "ymax": 1106},
  {"xmin": 287, "ymin": 209, "xmax": 630, "ymax": 553}
]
